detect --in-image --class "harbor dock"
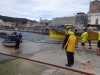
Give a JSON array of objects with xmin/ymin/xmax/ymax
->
[{"xmin": 0, "ymin": 40, "xmax": 99, "ymax": 75}]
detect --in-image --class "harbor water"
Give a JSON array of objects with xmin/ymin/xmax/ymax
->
[{"xmin": 0, "ymin": 30, "xmax": 51, "ymax": 42}]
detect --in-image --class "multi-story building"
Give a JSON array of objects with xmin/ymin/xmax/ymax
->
[
  {"xmin": 11, "ymin": 22, "xmax": 17, "ymax": 27},
  {"xmin": 87, "ymin": 0, "xmax": 100, "ymax": 29},
  {"xmin": 87, "ymin": 13, "xmax": 100, "ymax": 29},
  {"xmin": 74, "ymin": 12, "xmax": 88, "ymax": 28},
  {"xmin": 51, "ymin": 16, "xmax": 74, "ymax": 26},
  {"xmin": 88, "ymin": 13, "xmax": 100, "ymax": 25},
  {"xmin": 40, "ymin": 18, "xmax": 50, "ymax": 26},
  {"xmin": 26, "ymin": 21, "xmax": 32, "ymax": 27},
  {"xmin": 47, "ymin": 0, "xmax": 100, "ymax": 29},
  {"xmin": 4, "ymin": 22, "xmax": 12, "ymax": 27},
  {"xmin": 0, "ymin": 19, "xmax": 4, "ymax": 26},
  {"xmin": 88, "ymin": 0, "xmax": 100, "ymax": 13}
]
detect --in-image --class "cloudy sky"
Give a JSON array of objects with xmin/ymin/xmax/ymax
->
[{"xmin": 0, "ymin": 0, "xmax": 93, "ymax": 21}]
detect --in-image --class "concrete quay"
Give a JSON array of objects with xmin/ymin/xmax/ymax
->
[{"xmin": 0, "ymin": 41, "xmax": 99, "ymax": 75}]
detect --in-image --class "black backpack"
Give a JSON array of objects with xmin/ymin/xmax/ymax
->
[{"xmin": 62, "ymin": 35, "xmax": 70, "ymax": 50}]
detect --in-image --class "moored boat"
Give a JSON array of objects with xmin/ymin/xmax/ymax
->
[
  {"xmin": 2, "ymin": 36, "xmax": 16, "ymax": 47},
  {"xmin": 49, "ymin": 29, "xmax": 98, "ymax": 40},
  {"xmin": 2, "ymin": 40, "xmax": 15, "ymax": 47}
]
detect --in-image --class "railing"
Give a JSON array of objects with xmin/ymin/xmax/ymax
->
[{"xmin": 0, "ymin": 53, "xmax": 94, "ymax": 75}]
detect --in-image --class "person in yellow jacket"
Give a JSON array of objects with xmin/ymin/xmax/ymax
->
[
  {"xmin": 97, "ymin": 31, "xmax": 100, "ymax": 56},
  {"xmin": 90, "ymin": 30, "xmax": 100, "ymax": 56},
  {"xmin": 62, "ymin": 31, "xmax": 77, "ymax": 67},
  {"xmin": 65, "ymin": 28, "xmax": 70, "ymax": 35},
  {"xmin": 81, "ymin": 29, "xmax": 88, "ymax": 54}
]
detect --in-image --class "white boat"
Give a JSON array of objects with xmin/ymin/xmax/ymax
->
[{"xmin": 2, "ymin": 40, "xmax": 16, "ymax": 47}]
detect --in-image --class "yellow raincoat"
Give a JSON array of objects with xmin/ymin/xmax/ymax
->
[{"xmin": 62, "ymin": 32, "xmax": 77, "ymax": 52}]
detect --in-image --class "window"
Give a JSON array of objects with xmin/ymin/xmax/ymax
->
[{"xmin": 95, "ymin": 19, "xmax": 99, "ymax": 24}]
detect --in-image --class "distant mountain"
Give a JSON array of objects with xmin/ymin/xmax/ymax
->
[{"xmin": 0, "ymin": 15, "xmax": 39, "ymax": 24}]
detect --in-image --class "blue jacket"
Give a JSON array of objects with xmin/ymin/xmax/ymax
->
[{"xmin": 15, "ymin": 35, "xmax": 19, "ymax": 41}]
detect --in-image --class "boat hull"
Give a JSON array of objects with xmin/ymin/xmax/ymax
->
[
  {"xmin": 2, "ymin": 41, "xmax": 16, "ymax": 47},
  {"xmin": 49, "ymin": 30, "xmax": 98, "ymax": 40}
]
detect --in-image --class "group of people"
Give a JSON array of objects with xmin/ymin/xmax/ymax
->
[
  {"xmin": 78, "ymin": 29, "xmax": 100, "ymax": 56},
  {"xmin": 62, "ymin": 28, "xmax": 100, "ymax": 67},
  {"xmin": 0, "ymin": 32, "xmax": 7, "ymax": 38},
  {"xmin": 8, "ymin": 32, "xmax": 22, "ymax": 49}
]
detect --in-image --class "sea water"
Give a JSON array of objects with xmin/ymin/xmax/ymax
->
[{"xmin": 0, "ymin": 30, "xmax": 53, "ymax": 42}]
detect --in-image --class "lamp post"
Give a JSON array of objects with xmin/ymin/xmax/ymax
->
[
  {"xmin": 73, "ymin": 13, "xmax": 75, "ymax": 28},
  {"xmin": 73, "ymin": 13, "xmax": 75, "ymax": 27}
]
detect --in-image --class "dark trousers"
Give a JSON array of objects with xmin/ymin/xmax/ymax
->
[
  {"xmin": 66, "ymin": 51, "xmax": 74, "ymax": 66},
  {"xmin": 15, "ymin": 40, "xmax": 20, "ymax": 49}
]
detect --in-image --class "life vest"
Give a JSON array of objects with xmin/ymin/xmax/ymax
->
[{"xmin": 81, "ymin": 32, "xmax": 88, "ymax": 43}]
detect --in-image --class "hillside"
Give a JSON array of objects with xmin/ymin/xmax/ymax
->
[{"xmin": 0, "ymin": 15, "xmax": 39, "ymax": 24}]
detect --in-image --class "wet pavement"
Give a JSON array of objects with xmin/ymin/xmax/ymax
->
[{"xmin": 0, "ymin": 41, "xmax": 99, "ymax": 75}]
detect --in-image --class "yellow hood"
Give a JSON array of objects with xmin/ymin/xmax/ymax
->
[{"xmin": 68, "ymin": 31, "xmax": 74, "ymax": 35}]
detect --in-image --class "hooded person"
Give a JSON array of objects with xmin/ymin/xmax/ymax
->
[
  {"xmin": 62, "ymin": 31, "xmax": 90, "ymax": 67},
  {"xmin": 62, "ymin": 31, "xmax": 77, "ymax": 67}
]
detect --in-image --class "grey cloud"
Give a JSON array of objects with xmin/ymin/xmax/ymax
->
[{"xmin": 0, "ymin": 0, "xmax": 92, "ymax": 20}]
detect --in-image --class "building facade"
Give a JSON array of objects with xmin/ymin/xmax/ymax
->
[
  {"xmin": 51, "ymin": 16, "xmax": 74, "ymax": 26},
  {"xmin": 88, "ymin": 13, "xmax": 100, "ymax": 25},
  {"xmin": 87, "ymin": 0, "xmax": 100, "ymax": 29},
  {"xmin": 88, "ymin": 0, "xmax": 100, "ymax": 13},
  {"xmin": 39, "ymin": 18, "xmax": 51, "ymax": 26},
  {"xmin": 0, "ymin": 19, "xmax": 4, "ymax": 26},
  {"xmin": 74, "ymin": 12, "xmax": 88, "ymax": 27},
  {"xmin": 87, "ymin": 13, "xmax": 100, "ymax": 29},
  {"xmin": 4, "ymin": 22, "xmax": 12, "ymax": 27}
]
